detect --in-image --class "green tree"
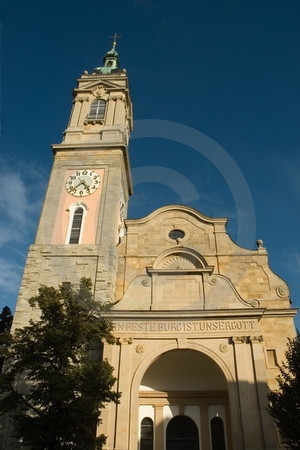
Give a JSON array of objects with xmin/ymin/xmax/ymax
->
[
  {"xmin": 0, "ymin": 306, "xmax": 13, "ymax": 372},
  {"xmin": 267, "ymin": 332, "xmax": 300, "ymax": 449},
  {"xmin": 0, "ymin": 278, "xmax": 120, "ymax": 450},
  {"xmin": 0, "ymin": 306, "xmax": 13, "ymax": 334}
]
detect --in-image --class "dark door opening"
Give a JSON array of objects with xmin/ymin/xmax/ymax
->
[{"xmin": 166, "ymin": 415, "xmax": 199, "ymax": 450}]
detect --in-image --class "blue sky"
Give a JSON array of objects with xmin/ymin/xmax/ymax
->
[{"xmin": 1, "ymin": 1, "xmax": 300, "ymax": 329}]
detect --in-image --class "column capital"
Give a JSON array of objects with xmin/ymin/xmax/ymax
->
[
  {"xmin": 116, "ymin": 337, "xmax": 133, "ymax": 345},
  {"xmin": 229, "ymin": 336, "xmax": 247, "ymax": 344},
  {"xmin": 248, "ymin": 335, "xmax": 264, "ymax": 344}
]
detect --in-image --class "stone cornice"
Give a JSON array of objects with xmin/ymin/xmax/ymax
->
[
  {"xmin": 125, "ymin": 204, "xmax": 228, "ymax": 226},
  {"xmin": 110, "ymin": 308, "xmax": 298, "ymax": 320}
]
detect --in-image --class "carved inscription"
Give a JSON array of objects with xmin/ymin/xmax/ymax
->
[{"xmin": 114, "ymin": 319, "xmax": 256, "ymax": 333}]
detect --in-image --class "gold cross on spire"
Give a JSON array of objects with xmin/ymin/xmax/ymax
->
[{"xmin": 109, "ymin": 33, "xmax": 122, "ymax": 49}]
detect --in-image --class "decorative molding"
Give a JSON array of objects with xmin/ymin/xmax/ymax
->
[
  {"xmin": 84, "ymin": 118, "xmax": 104, "ymax": 125},
  {"xmin": 66, "ymin": 201, "xmax": 89, "ymax": 212},
  {"xmin": 230, "ymin": 335, "xmax": 263, "ymax": 345},
  {"xmin": 207, "ymin": 274, "xmax": 260, "ymax": 308},
  {"xmin": 177, "ymin": 338, "xmax": 187, "ymax": 349},
  {"xmin": 152, "ymin": 247, "xmax": 214, "ymax": 273},
  {"xmin": 276, "ymin": 285, "xmax": 289, "ymax": 298},
  {"xmin": 229, "ymin": 336, "xmax": 247, "ymax": 344},
  {"xmin": 92, "ymin": 85, "xmax": 109, "ymax": 100},
  {"xmin": 74, "ymin": 96, "xmax": 89, "ymax": 103},
  {"xmin": 219, "ymin": 343, "xmax": 228, "ymax": 353},
  {"xmin": 135, "ymin": 345, "xmax": 144, "ymax": 354},
  {"xmin": 111, "ymin": 94, "xmax": 126, "ymax": 101},
  {"xmin": 248, "ymin": 299, "xmax": 260, "ymax": 307},
  {"xmin": 248, "ymin": 335, "xmax": 264, "ymax": 344},
  {"xmin": 160, "ymin": 254, "xmax": 197, "ymax": 270},
  {"xmin": 141, "ymin": 277, "xmax": 150, "ymax": 287},
  {"xmin": 208, "ymin": 276, "xmax": 218, "ymax": 285},
  {"xmin": 116, "ymin": 337, "xmax": 133, "ymax": 345}
]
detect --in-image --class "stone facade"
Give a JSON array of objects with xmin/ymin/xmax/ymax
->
[
  {"xmin": 1, "ymin": 45, "xmax": 297, "ymax": 450},
  {"xmin": 100, "ymin": 205, "xmax": 296, "ymax": 450}
]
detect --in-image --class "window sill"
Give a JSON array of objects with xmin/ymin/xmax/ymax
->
[{"xmin": 84, "ymin": 119, "xmax": 104, "ymax": 125}]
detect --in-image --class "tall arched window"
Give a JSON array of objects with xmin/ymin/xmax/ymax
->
[
  {"xmin": 88, "ymin": 99, "xmax": 106, "ymax": 120},
  {"xmin": 140, "ymin": 417, "xmax": 153, "ymax": 450},
  {"xmin": 210, "ymin": 417, "xmax": 226, "ymax": 450},
  {"xmin": 66, "ymin": 203, "xmax": 88, "ymax": 245},
  {"xmin": 69, "ymin": 207, "xmax": 84, "ymax": 244}
]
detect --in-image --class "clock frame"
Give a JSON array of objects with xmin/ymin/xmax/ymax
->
[{"xmin": 65, "ymin": 169, "xmax": 101, "ymax": 197}]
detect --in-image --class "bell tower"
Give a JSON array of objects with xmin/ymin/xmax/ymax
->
[{"xmin": 12, "ymin": 42, "xmax": 133, "ymax": 329}]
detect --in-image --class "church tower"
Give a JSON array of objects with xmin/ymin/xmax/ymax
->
[
  {"xmin": 12, "ymin": 40, "xmax": 133, "ymax": 330},
  {"xmin": 6, "ymin": 41, "xmax": 297, "ymax": 450}
]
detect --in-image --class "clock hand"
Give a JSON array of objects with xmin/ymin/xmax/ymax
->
[
  {"xmin": 74, "ymin": 178, "xmax": 88, "ymax": 189},
  {"xmin": 74, "ymin": 179, "xmax": 82, "ymax": 188}
]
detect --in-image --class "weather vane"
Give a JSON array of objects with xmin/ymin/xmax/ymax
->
[{"xmin": 109, "ymin": 33, "xmax": 122, "ymax": 49}]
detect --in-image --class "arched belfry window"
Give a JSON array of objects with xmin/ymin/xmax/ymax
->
[
  {"xmin": 88, "ymin": 99, "xmax": 106, "ymax": 120},
  {"xmin": 66, "ymin": 203, "xmax": 88, "ymax": 245},
  {"xmin": 140, "ymin": 417, "xmax": 153, "ymax": 450},
  {"xmin": 210, "ymin": 417, "xmax": 226, "ymax": 450}
]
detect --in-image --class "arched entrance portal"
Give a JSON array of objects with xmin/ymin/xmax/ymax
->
[
  {"xmin": 138, "ymin": 349, "xmax": 231, "ymax": 450},
  {"xmin": 166, "ymin": 415, "xmax": 199, "ymax": 450}
]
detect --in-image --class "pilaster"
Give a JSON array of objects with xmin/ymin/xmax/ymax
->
[
  {"xmin": 78, "ymin": 97, "xmax": 89, "ymax": 125},
  {"xmin": 113, "ymin": 338, "xmax": 133, "ymax": 450},
  {"xmin": 69, "ymin": 99, "xmax": 81, "ymax": 127},
  {"xmin": 154, "ymin": 406, "xmax": 164, "ymax": 450},
  {"xmin": 231, "ymin": 336, "xmax": 265, "ymax": 449},
  {"xmin": 200, "ymin": 406, "xmax": 210, "ymax": 449},
  {"xmin": 248, "ymin": 336, "xmax": 279, "ymax": 449},
  {"xmin": 106, "ymin": 98, "xmax": 116, "ymax": 126}
]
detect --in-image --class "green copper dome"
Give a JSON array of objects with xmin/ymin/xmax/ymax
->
[{"xmin": 92, "ymin": 42, "xmax": 121, "ymax": 75}]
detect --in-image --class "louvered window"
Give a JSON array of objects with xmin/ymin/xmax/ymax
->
[
  {"xmin": 88, "ymin": 99, "xmax": 106, "ymax": 120},
  {"xmin": 69, "ymin": 207, "xmax": 84, "ymax": 244}
]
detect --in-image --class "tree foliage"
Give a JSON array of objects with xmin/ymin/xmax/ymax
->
[
  {"xmin": 0, "ymin": 306, "xmax": 13, "ymax": 372},
  {"xmin": 0, "ymin": 278, "xmax": 120, "ymax": 450},
  {"xmin": 267, "ymin": 332, "xmax": 300, "ymax": 449},
  {"xmin": 0, "ymin": 306, "xmax": 13, "ymax": 334}
]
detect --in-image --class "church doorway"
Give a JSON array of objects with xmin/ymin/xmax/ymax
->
[
  {"xmin": 138, "ymin": 349, "xmax": 232, "ymax": 450},
  {"xmin": 166, "ymin": 415, "xmax": 199, "ymax": 450}
]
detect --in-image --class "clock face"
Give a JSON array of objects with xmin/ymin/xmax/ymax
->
[{"xmin": 65, "ymin": 170, "xmax": 101, "ymax": 197}]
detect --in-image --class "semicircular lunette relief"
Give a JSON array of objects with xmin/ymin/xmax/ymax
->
[
  {"xmin": 160, "ymin": 253, "xmax": 198, "ymax": 270},
  {"xmin": 153, "ymin": 247, "xmax": 212, "ymax": 271}
]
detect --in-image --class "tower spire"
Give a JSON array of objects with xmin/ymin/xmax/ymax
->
[
  {"xmin": 92, "ymin": 35, "xmax": 123, "ymax": 75},
  {"xmin": 109, "ymin": 33, "xmax": 122, "ymax": 50}
]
